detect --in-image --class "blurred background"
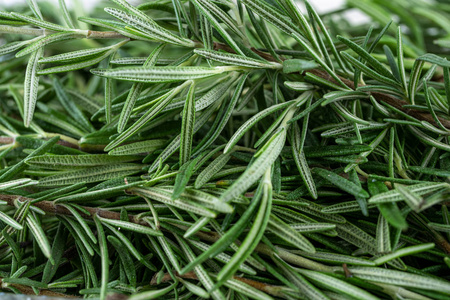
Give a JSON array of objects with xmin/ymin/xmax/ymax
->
[
  {"xmin": 0, "ymin": 0, "xmax": 368, "ymax": 24},
  {"xmin": 2, "ymin": 0, "xmax": 345, "ymax": 11}
]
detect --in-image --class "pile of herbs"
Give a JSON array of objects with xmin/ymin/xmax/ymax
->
[{"xmin": 0, "ymin": 0, "xmax": 450, "ymax": 299}]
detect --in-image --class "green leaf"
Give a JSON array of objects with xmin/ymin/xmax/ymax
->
[
  {"xmin": 194, "ymin": 75, "xmax": 236, "ymax": 111},
  {"xmin": 396, "ymin": 184, "xmax": 423, "ymax": 212},
  {"xmin": 428, "ymin": 222, "xmax": 450, "ymax": 233},
  {"xmin": 195, "ymin": 152, "xmax": 232, "ymax": 189},
  {"xmin": 0, "ymin": 40, "xmax": 32, "ymax": 56},
  {"xmin": 269, "ymin": 214, "xmax": 315, "ymax": 253},
  {"xmin": 417, "ymin": 53, "xmax": 450, "ymax": 68},
  {"xmin": 193, "ymin": 74, "xmax": 248, "ymax": 155},
  {"xmin": 338, "ymin": 35, "xmax": 395, "ymax": 80},
  {"xmin": 53, "ymin": 77, "xmax": 95, "ymax": 133},
  {"xmin": 314, "ymin": 168, "xmax": 369, "ymax": 198},
  {"xmin": 0, "ymin": 135, "xmax": 59, "ymax": 183},
  {"xmin": 131, "ymin": 187, "xmax": 218, "ymax": 218},
  {"xmin": 108, "ymin": 140, "xmax": 165, "ymax": 156},
  {"xmin": 172, "ymin": 156, "xmax": 200, "ymax": 200},
  {"xmin": 195, "ymin": 49, "xmax": 281, "ymax": 69},
  {"xmin": 369, "ymin": 182, "xmax": 449, "ymax": 204},
  {"xmin": 191, "ymin": 0, "xmax": 245, "ymax": 56},
  {"xmin": 23, "ymin": 47, "xmax": 43, "ymax": 127},
  {"xmin": 293, "ymin": 32, "xmax": 349, "ymax": 89},
  {"xmin": 26, "ymin": 154, "xmax": 140, "ymax": 169},
  {"xmin": 0, "ymin": 178, "xmax": 37, "ymax": 191},
  {"xmin": 98, "ymin": 216, "xmax": 162, "ymax": 236},
  {"xmin": 147, "ymin": 100, "xmax": 220, "ymax": 173},
  {"xmin": 107, "ymin": 235, "xmax": 137, "ymax": 286},
  {"xmin": 284, "ymin": 81, "xmax": 315, "ymax": 91},
  {"xmin": 335, "ymin": 221, "xmax": 377, "ymax": 253},
  {"xmin": 179, "ymin": 277, "xmax": 210, "ymax": 298},
  {"xmin": 216, "ymin": 168, "xmax": 273, "ymax": 287},
  {"xmin": 341, "ymin": 51, "xmax": 400, "ymax": 88},
  {"xmin": 118, "ymin": 44, "xmax": 165, "ymax": 132},
  {"xmin": 283, "ymin": 59, "xmax": 319, "ymax": 73},
  {"xmin": 240, "ymin": 0, "xmax": 296, "ymax": 34},
  {"xmin": 273, "ymin": 254, "xmax": 329, "ymax": 300},
  {"xmin": 26, "ymin": 214, "xmax": 53, "ymax": 263},
  {"xmin": 58, "ymin": 0, "xmax": 76, "ymax": 28},
  {"xmin": 42, "ymin": 223, "xmax": 66, "ymax": 283},
  {"xmin": 374, "ymin": 243, "xmax": 435, "ymax": 265},
  {"xmin": 179, "ymin": 82, "xmax": 196, "ymax": 166},
  {"xmin": 16, "ymin": 31, "xmax": 79, "ymax": 58},
  {"xmin": 105, "ymin": 81, "xmax": 190, "ymax": 151},
  {"xmin": 298, "ymin": 269, "xmax": 380, "ymax": 300},
  {"xmin": 94, "ymin": 216, "xmax": 109, "ymax": 300},
  {"xmin": 2, "ymin": 278, "xmax": 48, "ymax": 289},
  {"xmin": 222, "ymin": 277, "xmax": 274, "ymax": 300},
  {"xmin": 37, "ymin": 163, "xmax": 142, "ymax": 186},
  {"xmin": 299, "ymin": 251, "xmax": 376, "ymax": 266},
  {"xmin": 225, "ymin": 101, "xmax": 294, "ymax": 153},
  {"xmin": 292, "ymin": 123, "xmax": 317, "ymax": 199},
  {"xmin": 54, "ymin": 180, "xmax": 143, "ymax": 203},
  {"xmin": 189, "ymin": 240, "xmax": 256, "ymax": 275},
  {"xmin": 38, "ymin": 54, "xmax": 109, "ymax": 75},
  {"xmin": 221, "ymin": 128, "xmax": 286, "ymax": 203},
  {"xmin": 160, "ymin": 187, "xmax": 233, "ymax": 214},
  {"xmin": 376, "ymin": 213, "xmax": 391, "ymax": 253},
  {"xmin": 38, "ymin": 47, "xmax": 111, "ymax": 64},
  {"xmin": 128, "ymin": 283, "xmax": 177, "ymax": 300},
  {"xmin": 0, "ymin": 210, "xmax": 23, "ymax": 230},
  {"xmin": 349, "ymin": 267, "xmax": 450, "ymax": 294},
  {"xmin": 95, "ymin": 64, "xmax": 238, "ymax": 83},
  {"xmin": 26, "ymin": 0, "xmax": 44, "ymax": 20},
  {"xmin": 175, "ymin": 236, "xmax": 226, "ymax": 300},
  {"xmin": 10, "ymin": 12, "xmax": 75, "ymax": 32},
  {"xmin": 104, "ymin": 7, "xmax": 195, "ymax": 47},
  {"xmin": 180, "ymin": 183, "xmax": 265, "ymax": 274}
]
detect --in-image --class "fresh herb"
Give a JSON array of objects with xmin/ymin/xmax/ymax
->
[{"xmin": 0, "ymin": 0, "xmax": 450, "ymax": 299}]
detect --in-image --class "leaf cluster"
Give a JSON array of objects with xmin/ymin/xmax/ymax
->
[{"xmin": 0, "ymin": 0, "xmax": 450, "ymax": 299}]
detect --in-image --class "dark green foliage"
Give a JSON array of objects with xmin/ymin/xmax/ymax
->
[{"xmin": 0, "ymin": 0, "xmax": 450, "ymax": 299}]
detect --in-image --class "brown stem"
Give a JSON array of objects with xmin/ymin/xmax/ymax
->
[
  {"xmin": 0, "ymin": 277, "xmax": 77, "ymax": 297},
  {"xmin": 0, "ymin": 195, "xmax": 145, "ymax": 225},
  {"xmin": 308, "ymin": 69, "xmax": 450, "ymax": 129},
  {"xmin": 0, "ymin": 136, "xmax": 85, "ymax": 151},
  {"xmin": 0, "ymin": 137, "xmax": 14, "ymax": 144},
  {"xmin": 0, "ymin": 194, "xmax": 336, "ymax": 270},
  {"xmin": 212, "ymin": 41, "xmax": 450, "ymax": 130},
  {"xmin": 86, "ymin": 30, "xmax": 127, "ymax": 39},
  {"xmin": 152, "ymin": 271, "xmax": 287, "ymax": 298}
]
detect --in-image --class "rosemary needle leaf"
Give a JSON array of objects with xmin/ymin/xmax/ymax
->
[{"xmin": 1, "ymin": 0, "xmax": 450, "ymax": 299}]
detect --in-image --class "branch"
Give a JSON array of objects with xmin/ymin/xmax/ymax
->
[
  {"xmin": 0, "ymin": 25, "xmax": 127, "ymax": 39},
  {"xmin": 308, "ymin": 69, "xmax": 450, "ymax": 129},
  {"xmin": 0, "ymin": 136, "xmax": 106, "ymax": 153},
  {"xmin": 0, "ymin": 194, "xmax": 336, "ymax": 270},
  {"xmin": 151, "ymin": 271, "xmax": 288, "ymax": 298},
  {"xmin": 0, "ymin": 194, "xmax": 144, "ymax": 225},
  {"xmin": 4, "ymin": 22, "xmax": 446, "ymax": 130},
  {"xmin": 214, "ymin": 41, "xmax": 450, "ymax": 130},
  {"xmin": 0, "ymin": 277, "xmax": 77, "ymax": 297}
]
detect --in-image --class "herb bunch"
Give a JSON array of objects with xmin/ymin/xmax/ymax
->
[{"xmin": 0, "ymin": 0, "xmax": 450, "ymax": 299}]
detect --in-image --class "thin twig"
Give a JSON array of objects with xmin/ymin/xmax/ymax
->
[
  {"xmin": 0, "ymin": 194, "xmax": 338, "ymax": 268},
  {"xmin": 2, "ymin": 20, "xmax": 448, "ymax": 129},
  {"xmin": 152, "ymin": 271, "xmax": 288, "ymax": 298},
  {"xmin": 0, "ymin": 277, "xmax": 77, "ymax": 297},
  {"xmin": 214, "ymin": 41, "xmax": 450, "ymax": 130},
  {"xmin": 308, "ymin": 69, "xmax": 450, "ymax": 129}
]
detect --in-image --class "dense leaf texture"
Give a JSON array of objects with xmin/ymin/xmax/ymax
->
[{"xmin": 0, "ymin": 0, "xmax": 449, "ymax": 299}]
